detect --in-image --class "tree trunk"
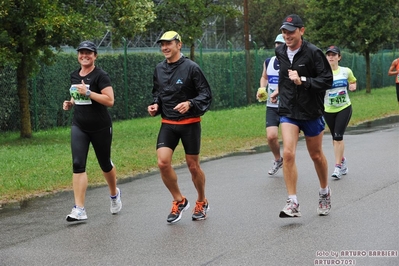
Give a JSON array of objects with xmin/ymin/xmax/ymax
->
[
  {"xmin": 365, "ymin": 51, "xmax": 371, "ymax": 93},
  {"xmin": 244, "ymin": 0, "xmax": 252, "ymax": 104},
  {"xmin": 17, "ymin": 57, "xmax": 32, "ymax": 138},
  {"xmin": 190, "ymin": 43, "xmax": 195, "ymax": 61},
  {"xmin": 245, "ymin": 49, "xmax": 253, "ymax": 104}
]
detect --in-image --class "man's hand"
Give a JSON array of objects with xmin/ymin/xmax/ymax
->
[
  {"xmin": 148, "ymin": 103, "xmax": 158, "ymax": 116},
  {"xmin": 270, "ymin": 89, "xmax": 279, "ymax": 103},
  {"xmin": 173, "ymin": 101, "xmax": 191, "ymax": 114},
  {"xmin": 288, "ymin": 69, "xmax": 302, "ymax": 85},
  {"xmin": 256, "ymin": 87, "xmax": 267, "ymax": 102}
]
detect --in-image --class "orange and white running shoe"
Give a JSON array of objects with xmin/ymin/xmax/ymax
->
[
  {"xmin": 192, "ymin": 200, "xmax": 210, "ymax": 221},
  {"xmin": 167, "ymin": 197, "xmax": 190, "ymax": 224}
]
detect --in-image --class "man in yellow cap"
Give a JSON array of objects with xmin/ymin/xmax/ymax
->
[{"xmin": 148, "ymin": 31, "xmax": 212, "ymax": 223}]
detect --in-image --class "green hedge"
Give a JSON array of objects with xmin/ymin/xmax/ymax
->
[{"xmin": 0, "ymin": 48, "xmax": 397, "ymax": 132}]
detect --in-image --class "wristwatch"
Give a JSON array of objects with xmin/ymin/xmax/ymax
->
[
  {"xmin": 86, "ymin": 89, "xmax": 91, "ymax": 97},
  {"xmin": 188, "ymin": 100, "xmax": 193, "ymax": 108},
  {"xmin": 300, "ymin": 76, "xmax": 306, "ymax": 82}
]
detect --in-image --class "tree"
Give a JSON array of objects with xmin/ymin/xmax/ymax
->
[
  {"xmin": 305, "ymin": 0, "xmax": 399, "ymax": 93},
  {"xmin": 0, "ymin": 0, "xmax": 155, "ymax": 138},
  {"xmin": 97, "ymin": 0, "xmax": 157, "ymax": 46},
  {"xmin": 153, "ymin": 0, "xmax": 240, "ymax": 60},
  {"xmin": 248, "ymin": 0, "xmax": 306, "ymax": 49}
]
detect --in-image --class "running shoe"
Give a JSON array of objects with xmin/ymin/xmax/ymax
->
[
  {"xmin": 167, "ymin": 197, "xmax": 190, "ymax": 224},
  {"xmin": 317, "ymin": 187, "xmax": 331, "ymax": 216},
  {"xmin": 192, "ymin": 200, "xmax": 210, "ymax": 221},
  {"xmin": 341, "ymin": 157, "xmax": 348, "ymax": 175},
  {"xmin": 279, "ymin": 198, "xmax": 301, "ymax": 218},
  {"xmin": 66, "ymin": 206, "xmax": 88, "ymax": 222},
  {"xmin": 268, "ymin": 158, "xmax": 283, "ymax": 175},
  {"xmin": 331, "ymin": 165, "xmax": 342, "ymax": 179},
  {"xmin": 110, "ymin": 187, "xmax": 122, "ymax": 214}
]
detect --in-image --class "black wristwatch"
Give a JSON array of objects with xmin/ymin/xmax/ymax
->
[{"xmin": 188, "ymin": 100, "xmax": 193, "ymax": 108}]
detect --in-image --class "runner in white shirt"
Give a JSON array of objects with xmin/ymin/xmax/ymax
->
[{"xmin": 257, "ymin": 34, "xmax": 285, "ymax": 175}]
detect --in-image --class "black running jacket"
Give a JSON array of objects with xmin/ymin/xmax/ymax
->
[
  {"xmin": 275, "ymin": 39, "xmax": 333, "ymax": 120},
  {"xmin": 151, "ymin": 55, "xmax": 212, "ymax": 121}
]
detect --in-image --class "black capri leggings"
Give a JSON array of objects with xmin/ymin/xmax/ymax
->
[
  {"xmin": 71, "ymin": 125, "xmax": 114, "ymax": 173},
  {"xmin": 324, "ymin": 105, "xmax": 352, "ymax": 141},
  {"xmin": 396, "ymin": 83, "xmax": 399, "ymax": 102}
]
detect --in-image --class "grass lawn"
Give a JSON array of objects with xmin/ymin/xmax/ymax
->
[{"xmin": 1, "ymin": 87, "xmax": 398, "ymax": 204}]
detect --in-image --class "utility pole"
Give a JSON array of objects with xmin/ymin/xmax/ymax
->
[{"xmin": 244, "ymin": 0, "xmax": 252, "ymax": 104}]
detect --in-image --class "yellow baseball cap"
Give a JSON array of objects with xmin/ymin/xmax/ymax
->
[{"xmin": 157, "ymin": 31, "xmax": 182, "ymax": 43}]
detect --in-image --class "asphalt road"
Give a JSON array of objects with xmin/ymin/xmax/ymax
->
[{"xmin": 1, "ymin": 119, "xmax": 398, "ymax": 266}]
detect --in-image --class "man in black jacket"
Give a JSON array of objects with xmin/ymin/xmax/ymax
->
[
  {"xmin": 148, "ymin": 31, "xmax": 212, "ymax": 224},
  {"xmin": 275, "ymin": 15, "xmax": 333, "ymax": 218}
]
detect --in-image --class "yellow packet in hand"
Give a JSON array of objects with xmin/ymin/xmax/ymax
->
[{"xmin": 257, "ymin": 87, "xmax": 268, "ymax": 102}]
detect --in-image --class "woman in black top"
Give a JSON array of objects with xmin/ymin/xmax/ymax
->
[{"xmin": 63, "ymin": 41, "xmax": 122, "ymax": 222}]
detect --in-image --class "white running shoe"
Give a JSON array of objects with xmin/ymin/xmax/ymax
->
[
  {"xmin": 279, "ymin": 198, "xmax": 301, "ymax": 218},
  {"xmin": 341, "ymin": 157, "xmax": 348, "ymax": 175},
  {"xmin": 66, "ymin": 206, "xmax": 88, "ymax": 222},
  {"xmin": 110, "ymin": 187, "xmax": 122, "ymax": 214},
  {"xmin": 317, "ymin": 187, "xmax": 331, "ymax": 216},
  {"xmin": 268, "ymin": 158, "xmax": 283, "ymax": 175},
  {"xmin": 331, "ymin": 166, "xmax": 342, "ymax": 179}
]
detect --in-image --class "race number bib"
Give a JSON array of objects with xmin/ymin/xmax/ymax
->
[
  {"xmin": 327, "ymin": 89, "xmax": 347, "ymax": 107},
  {"xmin": 70, "ymin": 84, "xmax": 92, "ymax": 105}
]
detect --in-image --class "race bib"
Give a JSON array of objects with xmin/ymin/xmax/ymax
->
[
  {"xmin": 70, "ymin": 84, "xmax": 92, "ymax": 105},
  {"xmin": 327, "ymin": 89, "xmax": 347, "ymax": 106}
]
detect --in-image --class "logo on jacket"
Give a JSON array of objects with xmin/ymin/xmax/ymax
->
[{"xmin": 176, "ymin": 79, "xmax": 183, "ymax": 84}]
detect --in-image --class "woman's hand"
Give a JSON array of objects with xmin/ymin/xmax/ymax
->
[
  {"xmin": 63, "ymin": 100, "xmax": 73, "ymax": 111},
  {"xmin": 349, "ymin": 83, "xmax": 357, "ymax": 91}
]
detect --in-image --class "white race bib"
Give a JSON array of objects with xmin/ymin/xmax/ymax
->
[{"xmin": 70, "ymin": 84, "xmax": 92, "ymax": 105}]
